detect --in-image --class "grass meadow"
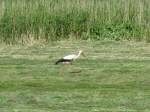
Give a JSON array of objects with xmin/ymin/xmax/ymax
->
[
  {"xmin": 0, "ymin": 0, "xmax": 150, "ymax": 112},
  {"xmin": 0, "ymin": 40, "xmax": 150, "ymax": 111},
  {"xmin": 1, "ymin": 0, "xmax": 150, "ymax": 43}
]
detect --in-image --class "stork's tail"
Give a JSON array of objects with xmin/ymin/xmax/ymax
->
[{"xmin": 55, "ymin": 59, "xmax": 63, "ymax": 65}]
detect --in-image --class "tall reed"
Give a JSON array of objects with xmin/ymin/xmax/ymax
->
[{"xmin": 0, "ymin": 0, "xmax": 150, "ymax": 43}]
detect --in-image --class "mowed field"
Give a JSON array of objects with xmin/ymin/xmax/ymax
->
[{"xmin": 0, "ymin": 40, "xmax": 150, "ymax": 112}]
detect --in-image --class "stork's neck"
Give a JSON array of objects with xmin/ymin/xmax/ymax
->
[{"xmin": 76, "ymin": 51, "xmax": 81, "ymax": 58}]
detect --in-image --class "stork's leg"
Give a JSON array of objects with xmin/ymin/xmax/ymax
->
[
  {"xmin": 59, "ymin": 64, "xmax": 68, "ymax": 75},
  {"xmin": 70, "ymin": 60, "xmax": 73, "ymax": 65},
  {"xmin": 59, "ymin": 65, "xmax": 64, "ymax": 75},
  {"xmin": 59, "ymin": 61, "xmax": 72, "ymax": 75}
]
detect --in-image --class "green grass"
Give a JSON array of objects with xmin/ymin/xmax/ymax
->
[
  {"xmin": 0, "ymin": 40, "xmax": 150, "ymax": 111},
  {"xmin": 1, "ymin": 0, "xmax": 150, "ymax": 43}
]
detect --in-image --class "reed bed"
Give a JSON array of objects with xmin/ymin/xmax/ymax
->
[{"xmin": 0, "ymin": 0, "xmax": 150, "ymax": 43}]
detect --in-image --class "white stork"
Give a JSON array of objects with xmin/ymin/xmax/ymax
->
[{"xmin": 55, "ymin": 50, "xmax": 84, "ymax": 65}]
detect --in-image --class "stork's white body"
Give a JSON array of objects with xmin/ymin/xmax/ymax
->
[{"xmin": 63, "ymin": 54, "xmax": 78, "ymax": 60}]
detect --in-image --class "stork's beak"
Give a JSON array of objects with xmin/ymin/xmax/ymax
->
[{"xmin": 82, "ymin": 52, "xmax": 85, "ymax": 57}]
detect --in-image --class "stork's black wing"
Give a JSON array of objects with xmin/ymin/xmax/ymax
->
[{"xmin": 55, "ymin": 59, "xmax": 72, "ymax": 65}]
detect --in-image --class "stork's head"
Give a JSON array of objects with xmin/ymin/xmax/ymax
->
[
  {"xmin": 78, "ymin": 50, "xmax": 85, "ymax": 56},
  {"xmin": 79, "ymin": 50, "xmax": 83, "ymax": 54}
]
